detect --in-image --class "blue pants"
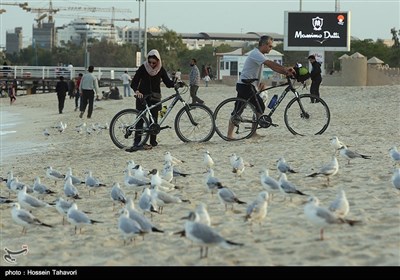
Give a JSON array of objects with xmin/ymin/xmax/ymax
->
[{"xmin": 123, "ymin": 84, "xmax": 131, "ymax": 97}]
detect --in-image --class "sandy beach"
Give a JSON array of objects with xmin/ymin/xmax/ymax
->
[{"xmin": 0, "ymin": 82, "xmax": 399, "ymax": 266}]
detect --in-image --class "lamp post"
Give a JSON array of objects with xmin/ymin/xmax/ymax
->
[{"xmin": 143, "ymin": 0, "xmax": 147, "ymax": 62}]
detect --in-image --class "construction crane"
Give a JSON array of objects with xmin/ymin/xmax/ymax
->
[
  {"xmin": 21, "ymin": 1, "xmax": 131, "ymax": 27},
  {"xmin": 0, "ymin": 2, "xmax": 28, "ymax": 14}
]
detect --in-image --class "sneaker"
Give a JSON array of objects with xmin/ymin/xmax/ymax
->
[
  {"xmin": 74, "ymin": 107, "xmax": 78, "ymax": 111},
  {"xmin": 79, "ymin": 112, "xmax": 83, "ymax": 118}
]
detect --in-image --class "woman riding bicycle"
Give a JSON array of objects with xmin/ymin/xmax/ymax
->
[
  {"xmin": 128, "ymin": 49, "xmax": 175, "ymax": 152},
  {"xmin": 227, "ymin": 35, "xmax": 295, "ymax": 139}
]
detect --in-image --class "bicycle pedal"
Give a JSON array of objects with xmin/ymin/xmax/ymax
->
[
  {"xmin": 160, "ymin": 126, "xmax": 171, "ymax": 130},
  {"xmin": 271, "ymin": 123, "xmax": 278, "ymax": 127}
]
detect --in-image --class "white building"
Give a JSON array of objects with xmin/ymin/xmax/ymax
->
[
  {"xmin": 56, "ymin": 18, "xmax": 119, "ymax": 46},
  {"xmin": 216, "ymin": 48, "xmax": 284, "ymax": 81}
]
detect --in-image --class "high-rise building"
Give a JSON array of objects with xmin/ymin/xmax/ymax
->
[
  {"xmin": 32, "ymin": 22, "xmax": 56, "ymax": 50},
  {"xmin": 6, "ymin": 27, "xmax": 23, "ymax": 55}
]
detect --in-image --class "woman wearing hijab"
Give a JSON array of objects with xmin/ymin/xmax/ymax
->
[{"xmin": 128, "ymin": 49, "xmax": 175, "ymax": 152}]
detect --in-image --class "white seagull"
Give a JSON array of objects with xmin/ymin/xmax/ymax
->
[
  {"xmin": 11, "ymin": 203, "xmax": 52, "ymax": 234},
  {"xmin": 182, "ymin": 211, "xmax": 243, "ymax": 259}
]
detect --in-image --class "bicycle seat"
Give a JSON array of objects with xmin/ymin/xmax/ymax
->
[{"xmin": 241, "ymin": 78, "xmax": 258, "ymax": 84}]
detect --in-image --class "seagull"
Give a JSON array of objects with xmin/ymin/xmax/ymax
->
[
  {"xmin": 11, "ymin": 203, "xmax": 52, "ymax": 234},
  {"xmin": 182, "ymin": 211, "xmax": 243, "ymax": 259},
  {"xmin": 138, "ymin": 188, "xmax": 158, "ymax": 216},
  {"xmin": 306, "ymin": 156, "xmax": 339, "ymax": 186},
  {"xmin": 195, "ymin": 202, "xmax": 211, "ymax": 226},
  {"xmin": 65, "ymin": 168, "xmax": 85, "ymax": 186},
  {"xmin": 33, "ymin": 176, "xmax": 56, "ymax": 198},
  {"xmin": 339, "ymin": 146, "xmax": 371, "ymax": 165},
  {"xmin": 124, "ymin": 198, "xmax": 163, "ymax": 235},
  {"xmin": 217, "ymin": 185, "xmax": 246, "ymax": 211},
  {"xmin": 67, "ymin": 203, "xmax": 102, "ymax": 234},
  {"xmin": 244, "ymin": 191, "xmax": 269, "ymax": 230},
  {"xmin": 150, "ymin": 185, "xmax": 190, "ymax": 214},
  {"xmin": 110, "ymin": 182, "xmax": 127, "ymax": 210},
  {"xmin": 55, "ymin": 197, "xmax": 74, "ymax": 225},
  {"xmin": 389, "ymin": 146, "xmax": 400, "ymax": 166},
  {"xmin": 45, "ymin": 166, "xmax": 65, "ymax": 185},
  {"xmin": 118, "ymin": 208, "xmax": 145, "ymax": 245},
  {"xmin": 42, "ymin": 128, "xmax": 50, "ymax": 137},
  {"xmin": 203, "ymin": 150, "xmax": 215, "ymax": 170},
  {"xmin": 277, "ymin": 157, "xmax": 297, "ymax": 173},
  {"xmin": 392, "ymin": 168, "xmax": 400, "ymax": 190},
  {"xmin": 260, "ymin": 168, "xmax": 280, "ymax": 200},
  {"xmin": 329, "ymin": 188, "xmax": 350, "ymax": 218},
  {"xmin": 278, "ymin": 173, "xmax": 307, "ymax": 201},
  {"xmin": 84, "ymin": 170, "xmax": 106, "ymax": 196},
  {"xmin": 164, "ymin": 151, "xmax": 185, "ymax": 165},
  {"xmin": 231, "ymin": 156, "xmax": 246, "ymax": 178},
  {"xmin": 124, "ymin": 169, "xmax": 150, "ymax": 199},
  {"xmin": 204, "ymin": 168, "xmax": 222, "ymax": 197},
  {"xmin": 330, "ymin": 136, "xmax": 346, "ymax": 154},
  {"xmin": 304, "ymin": 196, "xmax": 360, "ymax": 241},
  {"xmin": 18, "ymin": 186, "xmax": 54, "ymax": 211},
  {"xmin": 63, "ymin": 176, "xmax": 81, "ymax": 200}
]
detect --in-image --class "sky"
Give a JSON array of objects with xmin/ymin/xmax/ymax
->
[{"xmin": 0, "ymin": 0, "xmax": 399, "ymax": 49}]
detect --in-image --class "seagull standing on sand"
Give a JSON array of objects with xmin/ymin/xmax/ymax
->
[
  {"xmin": 260, "ymin": 168, "xmax": 280, "ymax": 200},
  {"xmin": 391, "ymin": 168, "xmax": 400, "ymax": 190},
  {"xmin": 110, "ymin": 182, "xmax": 127, "ymax": 210},
  {"xmin": 330, "ymin": 136, "xmax": 346, "ymax": 154},
  {"xmin": 118, "ymin": 208, "xmax": 144, "ymax": 245},
  {"xmin": 204, "ymin": 150, "xmax": 215, "ymax": 170},
  {"xmin": 277, "ymin": 157, "xmax": 297, "ymax": 174},
  {"xmin": 329, "ymin": 189, "xmax": 350, "ymax": 218},
  {"xmin": 182, "ymin": 211, "xmax": 243, "ymax": 259},
  {"xmin": 11, "ymin": 203, "xmax": 53, "ymax": 234},
  {"xmin": 195, "ymin": 202, "xmax": 211, "ymax": 226},
  {"xmin": 389, "ymin": 146, "xmax": 400, "ymax": 166},
  {"xmin": 304, "ymin": 196, "xmax": 359, "ymax": 241},
  {"xmin": 67, "ymin": 203, "xmax": 102, "ymax": 234},
  {"xmin": 339, "ymin": 146, "xmax": 371, "ymax": 164},
  {"xmin": 217, "ymin": 185, "xmax": 246, "ymax": 211},
  {"xmin": 244, "ymin": 191, "xmax": 269, "ymax": 230},
  {"xmin": 306, "ymin": 156, "xmax": 339, "ymax": 186},
  {"xmin": 45, "ymin": 166, "xmax": 65, "ymax": 185}
]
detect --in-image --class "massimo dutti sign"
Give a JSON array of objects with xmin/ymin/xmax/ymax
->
[{"xmin": 284, "ymin": 11, "xmax": 351, "ymax": 51}]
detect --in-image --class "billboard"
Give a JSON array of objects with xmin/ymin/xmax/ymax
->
[{"xmin": 284, "ymin": 11, "xmax": 351, "ymax": 51}]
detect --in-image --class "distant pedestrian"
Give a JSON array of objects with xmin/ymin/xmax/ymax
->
[
  {"xmin": 189, "ymin": 58, "xmax": 204, "ymax": 104},
  {"xmin": 79, "ymin": 65, "xmax": 99, "ymax": 119},
  {"xmin": 174, "ymin": 69, "xmax": 182, "ymax": 83},
  {"xmin": 68, "ymin": 79, "xmax": 75, "ymax": 99},
  {"xmin": 203, "ymin": 75, "xmax": 210, "ymax": 87},
  {"xmin": 308, "ymin": 55, "xmax": 322, "ymax": 103},
  {"xmin": 8, "ymin": 80, "xmax": 17, "ymax": 105},
  {"xmin": 56, "ymin": 76, "xmax": 69, "ymax": 114},
  {"xmin": 74, "ymin": 73, "xmax": 83, "ymax": 111},
  {"xmin": 120, "ymin": 70, "xmax": 132, "ymax": 97}
]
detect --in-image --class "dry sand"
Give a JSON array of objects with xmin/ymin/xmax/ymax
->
[{"xmin": 0, "ymin": 82, "xmax": 399, "ymax": 266}]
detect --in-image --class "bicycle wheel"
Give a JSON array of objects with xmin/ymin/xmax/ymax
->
[
  {"xmin": 284, "ymin": 94, "xmax": 330, "ymax": 136},
  {"xmin": 213, "ymin": 97, "xmax": 258, "ymax": 141},
  {"xmin": 109, "ymin": 108, "xmax": 150, "ymax": 149},
  {"xmin": 174, "ymin": 104, "xmax": 215, "ymax": 142}
]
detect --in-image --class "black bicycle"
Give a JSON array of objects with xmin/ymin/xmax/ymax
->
[
  {"xmin": 213, "ymin": 76, "xmax": 330, "ymax": 141},
  {"xmin": 109, "ymin": 83, "xmax": 215, "ymax": 149}
]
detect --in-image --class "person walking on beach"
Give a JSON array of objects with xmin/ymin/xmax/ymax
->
[
  {"xmin": 79, "ymin": 65, "xmax": 99, "ymax": 119},
  {"xmin": 120, "ymin": 70, "xmax": 132, "ymax": 97},
  {"xmin": 127, "ymin": 49, "xmax": 175, "ymax": 152},
  {"xmin": 55, "ymin": 76, "xmax": 69, "ymax": 114},
  {"xmin": 227, "ymin": 35, "xmax": 295, "ymax": 140},
  {"xmin": 308, "ymin": 55, "xmax": 322, "ymax": 103},
  {"xmin": 189, "ymin": 58, "xmax": 204, "ymax": 104},
  {"xmin": 8, "ymin": 80, "xmax": 17, "ymax": 105},
  {"xmin": 74, "ymin": 73, "xmax": 83, "ymax": 111}
]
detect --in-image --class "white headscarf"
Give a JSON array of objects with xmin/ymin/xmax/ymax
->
[{"xmin": 144, "ymin": 49, "xmax": 162, "ymax": 76}]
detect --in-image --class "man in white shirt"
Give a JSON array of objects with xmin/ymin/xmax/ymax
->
[
  {"xmin": 120, "ymin": 71, "xmax": 132, "ymax": 97},
  {"xmin": 227, "ymin": 35, "xmax": 295, "ymax": 139},
  {"xmin": 79, "ymin": 65, "xmax": 99, "ymax": 119}
]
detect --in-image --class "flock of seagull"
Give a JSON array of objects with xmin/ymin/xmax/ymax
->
[{"xmin": 1, "ymin": 136, "xmax": 399, "ymax": 260}]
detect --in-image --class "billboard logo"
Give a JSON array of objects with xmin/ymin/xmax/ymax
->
[
  {"xmin": 312, "ymin": 17, "xmax": 323, "ymax": 31},
  {"xmin": 337, "ymin": 14, "xmax": 345, "ymax": 25}
]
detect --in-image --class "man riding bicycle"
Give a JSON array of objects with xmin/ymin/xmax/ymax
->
[{"xmin": 227, "ymin": 35, "xmax": 295, "ymax": 139}]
